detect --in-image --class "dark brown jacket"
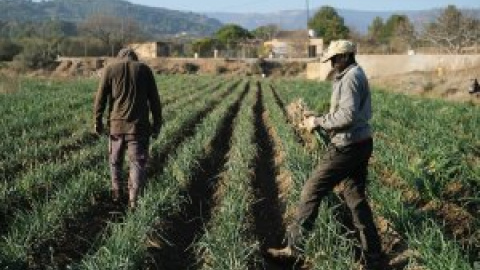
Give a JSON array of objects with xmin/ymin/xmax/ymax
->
[{"xmin": 94, "ymin": 50, "xmax": 162, "ymax": 136}]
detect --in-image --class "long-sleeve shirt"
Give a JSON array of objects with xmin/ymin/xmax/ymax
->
[
  {"xmin": 315, "ymin": 63, "xmax": 372, "ymax": 147},
  {"xmin": 94, "ymin": 59, "xmax": 162, "ymax": 136}
]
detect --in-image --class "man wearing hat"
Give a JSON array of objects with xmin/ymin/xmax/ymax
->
[
  {"xmin": 94, "ymin": 48, "xmax": 162, "ymax": 210},
  {"xmin": 266, "ymin": 40, "xmax": 386, "ymax": 269}
]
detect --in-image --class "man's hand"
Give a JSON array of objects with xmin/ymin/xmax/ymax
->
[
  {"xmin": 301, "ymin": 116, "xmax": 317, "ymax": 133},
  {"xmin": 94, "ymin": 122, "xmax": 104, "ymax": 136},
  {"xmin": 302, "ymin": 110, "xmax": 316, "ymax": 118}
]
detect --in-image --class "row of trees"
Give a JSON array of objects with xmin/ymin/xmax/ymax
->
[
  {"xmin": 0, "ymin": 13, "xmax": 149, "ymax": 69},
  {"xmin": 363, "ymin": 5, "xmax": 479, "ymax": 54},
  {"xmin": 307, "ymin": 5, "xmax": 480, "ymax": 54},
  {"xmin": 193, "ymin": 5, "xmax": 480, "ymax": 57}
]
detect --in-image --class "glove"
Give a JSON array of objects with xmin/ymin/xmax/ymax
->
[
  {"xmin": 94, "ymin": 122, "xmax": 104, "ymax": 136},
  {"xmin": 301, "ymin": 116, "xmax": 317, "ymax": 133}
]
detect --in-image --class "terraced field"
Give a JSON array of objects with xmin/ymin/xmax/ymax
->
[{"xmin": 0, "ymin": 75, "xmax": 478, "ymax": 270}]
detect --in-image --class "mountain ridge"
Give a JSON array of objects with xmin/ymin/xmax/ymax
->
[{"xmin": 0, "ymin": 0, "xmax": 223, "ymax": 36}]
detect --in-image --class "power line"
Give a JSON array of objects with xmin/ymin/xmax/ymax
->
[{"xmin": 306, "ymin": 0, "xmax": 310, "ymax": 28}]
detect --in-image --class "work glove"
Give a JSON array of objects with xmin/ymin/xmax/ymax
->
[
  {"xmin": 301, "ymin": 116, "xmax": 317, "ymax": 133},
  {"xmin": 94, "ymin": 122, "xmax": 104, "ymax": 136}
]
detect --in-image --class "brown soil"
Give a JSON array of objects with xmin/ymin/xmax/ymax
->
[
  {"xmin": 251, "ymin": 82, "xmax": 299, "ymax": 270},
  {"xmin": 29, "ymin": 57, "xmax": 306, "ymax": 78}
]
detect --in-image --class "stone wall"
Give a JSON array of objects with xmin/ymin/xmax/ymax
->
[{"xmin": 306, "ymin": 55, "xmax": 480, "ymax": 80}]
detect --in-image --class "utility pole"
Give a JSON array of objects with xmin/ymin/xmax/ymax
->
[{"xmin": 306, "ymin": 0, "xmax": 310, "ymax": 29}]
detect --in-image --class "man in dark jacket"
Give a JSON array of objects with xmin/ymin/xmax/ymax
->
[
  {"xmin": 94, "ymin": 48, "xmax": 162, "ymax": 209},
  {"xmin": 266, "ymin": 40, "xmax": 387, "ymax": 270}
]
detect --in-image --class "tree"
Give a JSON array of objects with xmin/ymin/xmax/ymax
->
[
  {"xmin": 308, "ymin": 6, "xmax": 349, "ymax": 44},
  {"xmin": 385, "ymin": 15, "xmax": 414, "ymax": 41},
  {"xmin": 79, "ymin": 13, "xmax": 143, "ymax": 56},
  {"xmin": 252, "ymin": 24, "xmax": 279, "ymax": 41},
  {"xmin": 422, "ymin": 5, "xmax": 480, "ymax": 54},
  {"xmin": 0, "ymin": 39, "xmax": 22, "ymax": 61},
  {"xmin": 368, "ymin": 17, "xmax": 386, "ymax": 43},
  {"xmin": 385, "ymin": 15, "xmax": 415, "ymax": 52},
  {"xmin": 191, "ymin": 38, "xmax": 219, "ymax": 57},
  {"xmin": 366, "ymin": 14, "xmax": 416, "ymax": 53},
  {"xmin": 215, "ymin": 24, "xmax": 252, "ymax": 49}
]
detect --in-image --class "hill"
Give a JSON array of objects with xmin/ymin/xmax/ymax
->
[{"xmin": 0, "ymin": 0, "xmax": 223, "ymax": 36}]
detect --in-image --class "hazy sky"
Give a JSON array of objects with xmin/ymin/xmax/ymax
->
[{"xmin": 128, "ymin": 0, "xmax": 479, "ymax": 13}]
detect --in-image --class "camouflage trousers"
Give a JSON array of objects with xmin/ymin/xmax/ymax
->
[{"xmin": 109, "ymin": 134, "xmax": 149, "ymax": 203}]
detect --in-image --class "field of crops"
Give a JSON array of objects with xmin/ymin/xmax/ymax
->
[{"xmin": 0, "ymin": 75, "xmax": 478, "ymax": 270}]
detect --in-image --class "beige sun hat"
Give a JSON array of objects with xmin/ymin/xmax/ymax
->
[{"xmin": 321, "ymin": 40, "xmax": 357, "ymax": 63}]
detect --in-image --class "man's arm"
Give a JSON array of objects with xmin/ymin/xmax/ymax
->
[
  {"xmin": 93, "ymin": 68, "xmax": 111, "ymax": 134},
  {"xmin": 146, "ymin": 68, "xmax": 162, "ymax": 135},
  {"xmin": 316, "ymin": 73, "xmax": 362, "ymax": 131}
]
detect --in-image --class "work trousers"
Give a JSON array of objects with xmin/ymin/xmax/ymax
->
[
  {"xmin": 109, "ymin": 134, "xmax": 149, "ymax": 202},
  {"xmin": 288, "ymin": 138, "xmax": 382, "ymax": 257}
]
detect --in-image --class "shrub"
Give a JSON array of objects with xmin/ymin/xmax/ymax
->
[
  {"xmin": 182, "ymin": 62, "xmax": 199, "ymax": 74},
  {"xmin": 423, "ymin": 81, "xmax": 435, "ymax": 92},
  {"xmin": 12, "ymin": 42, "xmax": 57, "ymax": 71},
  {"xmin": 0, "ymin": 40, "xmax": 22, "ymax": 61},
  {"xmin": 215, "ymin": 65, "xmax": 227, "ymax": 74}
]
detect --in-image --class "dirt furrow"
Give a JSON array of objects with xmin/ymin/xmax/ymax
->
[
  {"xmin": 161, "ymin": 80, "xmax": 221, "ymax": 107},
  {"xmin": 148, "ymin": 80, "xmax": 241, "ymax": 177},
  {"xmin": 250, "ymin": 82, "xmax": 290, "ymax": 270},
  {"xmin": 141, "ymin": 83, "xmax": 250, "ymax": 270}
]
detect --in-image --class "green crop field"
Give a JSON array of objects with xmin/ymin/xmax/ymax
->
[{"xmin": 0, "ymin": 75, "xmax": 478, "ymax": 270}]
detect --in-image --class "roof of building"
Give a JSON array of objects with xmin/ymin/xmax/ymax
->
[{"xmin": 274, "ymin": 30, "xmax": 309, "ymax": 40}]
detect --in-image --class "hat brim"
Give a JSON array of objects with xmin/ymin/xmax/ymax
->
[{"xmin": 320, "ymin": 52, "xmax": 335, "ymax": 63}]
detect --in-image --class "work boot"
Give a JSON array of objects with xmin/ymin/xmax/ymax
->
[
  {"xmin": 265, "ymin": 245, "xmax": 303, "ymax": 263},
  {"xmin": 363, "ymin": 253, "xmax": 390, "ymax": 270}
]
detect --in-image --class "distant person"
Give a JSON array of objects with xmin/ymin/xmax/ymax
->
[
  {"xmin": 93, "ymin": 48, "xmax": 162, "ymax": 210},
  {"xmin": 469, "ymin": 78, "xmax": 480, "ymax": 94},
  {"xmin": 265, "ymin": 40, "xmax": 388, "ymax": 270}
]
